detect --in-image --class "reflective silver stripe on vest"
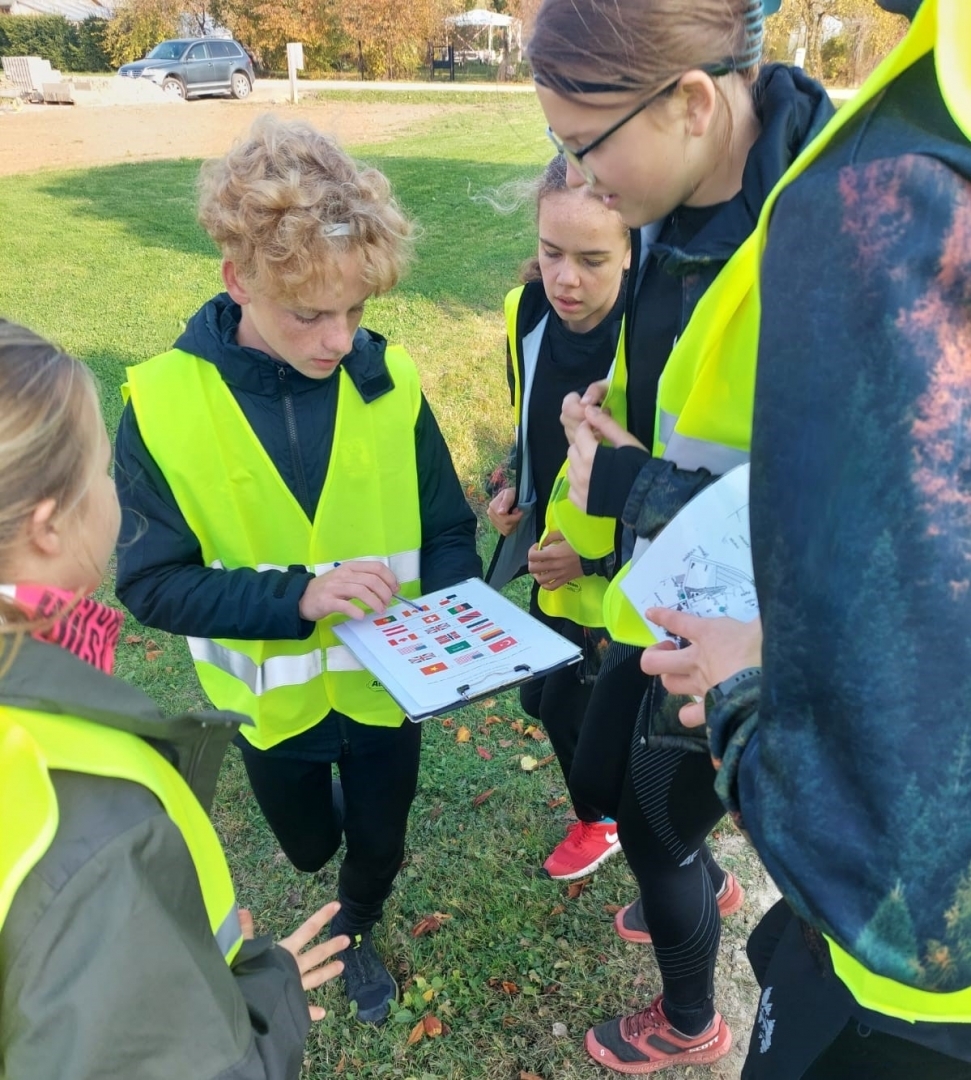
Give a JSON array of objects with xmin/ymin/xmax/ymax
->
[
  {"xmin": 188, "ymin": 638, "xmax": 321, "ymax": 693},
  {"xmin": 658, "ymin": 408, "xmax": 677, "ymax": 448},
  {"xmin": 324, "ymin": 645, "xmax": 364, "ymax": 672},
  {"xmin": 209, "ymin": 550, "xmax": 420, "ymax": 582},
  {"xmin": 215, "ymin": 903, "xmax": 242, "ymax": 958},
  {"xmin": 187, "ymin": 638, "xmax": 365, "ymax": 694},
  {"xmin": 662, "ymin": 433, "xmax": 750, "ymax": 474}
]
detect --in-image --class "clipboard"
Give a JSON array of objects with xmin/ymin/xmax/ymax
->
[{"xmin": 332, "ymin": 577, "xmax": 581, "ymax": 721}]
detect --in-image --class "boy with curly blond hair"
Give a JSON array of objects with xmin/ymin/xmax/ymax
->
[{"xmin": 115, "ymin": 115, "xmax": 480, "ymax": 1024}]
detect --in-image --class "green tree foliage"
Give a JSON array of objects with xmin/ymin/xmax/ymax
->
[
  {"xmin": 211, "ymin": 0, "xmax": 347, "ymax": 76},
  {"xmin": 103, "ymin": 0, "xmax": 183, "ymax": 66},
  {"xmin": 213, "ymin": 0, "xmax": 461, "ymax": 78},
  {"xmin": 763, "ymin": 0, "xmax": 908, "ymax": 84},
  {"xmin": 0, "ymin": 13, "xmax": 111, "ymax": 72}
]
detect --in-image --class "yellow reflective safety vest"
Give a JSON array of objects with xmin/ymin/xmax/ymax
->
[
  {"xmin": 488, "ymin": 285, "xmax": 624, "ymax": 628},
  {"xmin": 745, "ymin": 0, "xmax": 971, "ymax": 1025},
  {"xmin": 0, "ymin": 704, "xmax": 242, "ymax": 962},
  {"xmin": 595, "ymin": 221, "xmax": 763, "ymax": 645},
  {"xmin": 125, "ymin": 348, "xmax": 423, "ymax": 750}
]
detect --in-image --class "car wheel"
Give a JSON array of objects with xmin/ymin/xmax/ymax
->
[
  {"xmin": 231, "ymin": 72, "xmax": 252, "ymax": 100},
  {"xmin": 162, "ymin": 76, "xmax": 186, "ymax": 99}
]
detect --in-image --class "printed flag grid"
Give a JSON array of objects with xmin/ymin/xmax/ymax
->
[{"xmin": 379, "ymin": 597, "xmax": 519, "ymax": 676}]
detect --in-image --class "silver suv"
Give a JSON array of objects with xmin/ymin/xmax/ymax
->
[{"xmin": 118, "ymin": 38, "xmax": 255, "ymax": 100}]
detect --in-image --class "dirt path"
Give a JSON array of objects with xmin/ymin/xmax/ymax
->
[{"xmin": 0, "ymin": 97, "xmax": 464, "ymax": 177}]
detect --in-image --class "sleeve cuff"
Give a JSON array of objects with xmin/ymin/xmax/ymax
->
[{"xmin": 588, "ymin": 445, "xmax": 652, "ymax": 519}]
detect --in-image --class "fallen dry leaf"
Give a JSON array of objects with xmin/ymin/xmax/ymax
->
[
  {"xmin": 602, "ymin": 903, "xmax": 623, "ymax": 914},
  {"xmin": 484, "ymin": 713, "xmax": 503, "ymax": 725},
  {"xmin": 456, "ymin": 725, "xmax": 472, "ymax": 743},
  {"xmin": 411, "ymin": 915, "xmax": 443, "ymax": 937},
  {"xmin": 536, "ymin": 753, "xmax": 557, "ymax": 768},
  {"xmin": 523, "ymin": 724, "xmax": 538, "ymax": 737},
  {"xmin": 529, "ymin": 727, "xmax": 548, "ymax": 742},
  {"xmin": 482, "ymin": 698, "xmax": 496, "ymax": 708},
  {"xmin": 520, "ymin": 755, "xmax": 539, "ymax": 772},
  {"xmin": 124, "ymin": 634, "xmax": 143, "ymax": 645},
  {"xmin": 520, "ymin": 1070, "xmax": 544, "ymax": 1079},
  {"xmin": 407, "ymin": 1019, "xmax": 425, "ymax": 1045},
  {"xmin": 498, "ymin": 739, "xmax": 514, "ymax": 748},
  {"xmin": 334, "ymin": 1053, "xmax": 346, "ymax": 1075},
  {"xmin": 501, "ymin": 980, "xmax": 520, "ymax": 994},
  {"xmin": 510, "ymin": 719, "xmax": 525, "ymax": 734},
  {"xmin": 422, "ymin": 988, "xmax": 435, "ymax": 1002},
  {"xmin": 476, "ymin": 746, "xmax": 493, "ymax": 761},
  {"xmin": 550, "ymin": 904, "xmax": 565, "ymax": 916},
  {"xmin": 423, "ymin": 1014, "xmax": 444, "ymax": 1037},
  {"xmin": 428, "ymin": 805, "xmax": 442, "ymax": 821},
  {"xmin": 472, "ymin": 788, "xmax": 496, "ymax": 807},
  {"xmin": 441, "ymin": 717, "xmax": 455, "ymax": 728},
  {"xmin": 547, "ymin": 796, "xmax": 567, "ymax": 809},
  {"xmin": 566, "ymin": 877, "xmax": 592, "ymax": 900},
  {"xmin": 144, "ymin": 649, "xmax": 163, "ymax": 662}
]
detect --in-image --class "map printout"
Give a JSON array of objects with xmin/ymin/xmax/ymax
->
[{"xmin": 619, "ymin": 464, "xmax": 759, "ymax": 642}]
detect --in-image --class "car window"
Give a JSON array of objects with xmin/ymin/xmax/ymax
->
[
  {"xmin": 208, "ymin": 41, "xmax": 237, "ymax": 58},
  {"xmin": 186, "ymin": 43, "xmax": 209, "ymax": 61},
  {"xmin": 147, "ymin": 41, "xmax": 189, "ymax": 60}
]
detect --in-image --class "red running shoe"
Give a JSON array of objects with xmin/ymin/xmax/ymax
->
[
  {"xmin": 541, "ymin": 819, "xmax": 622, "ymax": 880},
  {"xmin": 585, "ymin": 995, "xmax": 732, "ymax": 1074},
  {"xmin": 614, "ymin": 871, "xmax": 745, "ymax": 944}
]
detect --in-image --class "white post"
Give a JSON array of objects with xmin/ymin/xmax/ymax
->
[
  {"xmin": 488, "ymin": 25, "xmax": 493, "ymax": 59},
  {"xmin": 286, "ymin": 42, "xmax": 304, "ymax": 104}
]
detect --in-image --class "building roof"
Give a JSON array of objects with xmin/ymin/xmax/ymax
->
[
  {"xmin": 445, "ymin": 8, "xmax": 516, "ymax": 28},
  {"xmin": 2, "ymin": 0, "xmax": 112, "ymax": 20}
]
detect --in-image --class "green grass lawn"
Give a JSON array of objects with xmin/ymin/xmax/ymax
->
[{"xmin": 0, "ymin": 96, "xmax": 772, "ymax": 1079}]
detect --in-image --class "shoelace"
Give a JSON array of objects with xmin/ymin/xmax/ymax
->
[{"xmin": 621, "ymin": 1000, "xmax": 664, "ymax": 1040}]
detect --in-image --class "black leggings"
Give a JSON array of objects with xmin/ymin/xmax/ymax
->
[
  {"xmin": 570, "ymin": 644, "xmax": 646, "ymax": 820},
  {"xmin": 577, "ymin": 643, "xmax": 728, "ymax": 1036},
  {"xmin": 520, "ymin": 588, "xmax": 599, "ymax": 821},
  {"xmin": 238, "ymin": 711, "xmax": 422, "ymax": 935}
]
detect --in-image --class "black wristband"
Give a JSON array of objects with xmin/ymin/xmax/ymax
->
[{"xmin": 704, "ymin": 667, "xmax": 762, "ymax": 715}]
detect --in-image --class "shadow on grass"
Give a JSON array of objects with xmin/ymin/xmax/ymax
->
[{"xmin": 36, "ymin": 155, "xmax": 538, "ymax": 314}]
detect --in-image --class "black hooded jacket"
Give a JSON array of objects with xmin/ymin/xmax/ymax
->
[{"xmin": 114, "ymin": 296, "xmax": 481, "ymax": 642}]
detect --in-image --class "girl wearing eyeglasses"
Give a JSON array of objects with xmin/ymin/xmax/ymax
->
[{"xmin": 527, "ymin": 0, "xmax": 833, "ymax": 1072}]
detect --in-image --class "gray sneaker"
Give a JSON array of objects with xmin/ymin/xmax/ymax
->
[{"xmin": 333, "ymin": 929, "xmax": 398, "ymax": 1024}]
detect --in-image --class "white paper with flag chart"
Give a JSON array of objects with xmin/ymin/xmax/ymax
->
[{"xmin": 332, "ymin": 577, "xmax": 581, "ymax": 721}]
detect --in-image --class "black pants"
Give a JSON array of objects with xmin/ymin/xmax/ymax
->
[
  {"xmin": 744, "ymin": 900, "xmax": 971, "ymax": 1080},
  {"xmin": 238, "ymin": 711, "xmax": 422, "ymax": 935},
  {"xmin": 520, "ymin": 589, "xmax": 599, "ymax": 821},
  {"xmin": 569, "ymin": 644, "xmax": 646, "ymax": 820},
  {"xmin": 578, "ymin": 643, "xmax": 728, "ymax": 1035}
]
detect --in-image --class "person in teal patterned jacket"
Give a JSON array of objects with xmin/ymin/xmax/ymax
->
[{"xmin": 641, "ymin": 0, "xmax": 971, "ymax": 1075}]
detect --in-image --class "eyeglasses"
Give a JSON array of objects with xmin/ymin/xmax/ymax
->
[{"xmin": 546, "ymin": 64, "xmax": 737, "ymax": 186}]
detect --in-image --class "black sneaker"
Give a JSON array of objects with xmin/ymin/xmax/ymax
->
[{"xmin": 332, "ymin": 929, "xmax": 398, "ymax": 1024}]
